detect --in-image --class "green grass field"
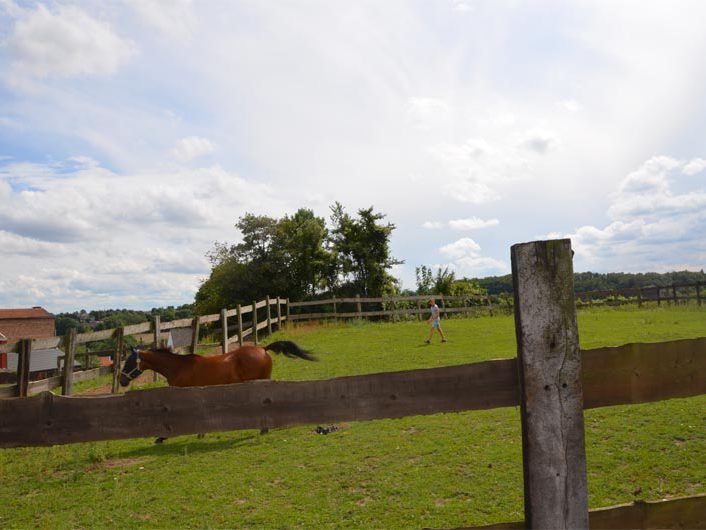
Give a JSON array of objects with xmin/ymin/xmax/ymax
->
[{"xmin": 1, "ymin": 305, "xmax": 705, "ymax": 528}]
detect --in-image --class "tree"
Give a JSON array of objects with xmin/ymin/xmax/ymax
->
[{"xmin": 329, "ymin": 203, "xmax": 402, "ymax": 296}]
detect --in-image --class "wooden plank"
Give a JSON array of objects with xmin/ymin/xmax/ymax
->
[
  {"xmin": 511, "ymin": 239, "xmax": 588, "ymax": 529},
  {"xmin": 470, "ymin": 493, "xmax": 706, "ymax": 529},
  {"xmin": 28, "ymin": 375, "xmax": 62, "ymax": 395},
  {"xmin": 582, "ymin": 337, "xmax": 706, "ymax": 408},
  {"xmin": 123, "ymin": 322, "xmax": 152, "ymax": 336},
  {"xmin": 72, "ymin": 366, "xmax": 112, "ymax": 384},
  {"xmin": 111, "ymin": 328, "xmax": 124, "ymax": 394},
  {"xmin": 0, "ymin": 385, "xmax": 18, "ymax": 398},
  {"xmin": 30, "ymin": 337, "xmax": 62, "ymax": 350},
  {"xmin": 237, "ymin": 305, "xmax": 244, "ymax": 346},
  {"xmin": 252, "ymin": 300, "xmax": 258, "ymax": 345},
  {"xmin": 190, "ymin": 317, "xmax": 200, "ymax": 354},
  {"xmin": 61, "ymin": 329, "xmax": 77, "ymax": 396},
  {"xmin": 159, "ymin": 317, "xmax": 196, "ymax": 331},
  {"xmin": 220, "ymin": 309, "xmax": 228, "ymax": 354},
  {"xmin": 76, "ymin": 329, "xmax": 115, "ymax": 344},
  {"xmin": 198, "ymin": 314, "xmax": 221, "ymax": 324},
  {"xmin": 0, "ymin": 358, "xmax": 519, "ymax": 448},
  {"xmin": 255, "ymin": 299, "xmax": 268, "ymax": 309},
  {"xmin": 266, "ymin": 296, "xmax": 273, "ymax": 334},
  {"xmin": 17, "ymin": 339, "xmax": 32, "ymax": 398}
]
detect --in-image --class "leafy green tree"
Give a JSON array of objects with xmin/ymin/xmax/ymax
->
[{"xmin": 329, "ymin": 203, "xmax": 402, "ymax": 296}]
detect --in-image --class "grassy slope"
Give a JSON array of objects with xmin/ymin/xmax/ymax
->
[{"xmin": 1, "ymin": 306, "xmax": 704, "ymax": 529}]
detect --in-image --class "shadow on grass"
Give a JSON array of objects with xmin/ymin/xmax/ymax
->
[{"xmin": 118, "ymin": 432, "xmax": 259, "ymax": 458}]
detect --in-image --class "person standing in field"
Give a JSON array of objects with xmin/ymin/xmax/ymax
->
[{"xmin": 425, "ymin": 298, "xmax": 447, "ymax": 344}]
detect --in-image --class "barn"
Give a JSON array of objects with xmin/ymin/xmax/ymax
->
[{"xmin": 0, "ymin": 307, "xmax": 77, "ymax": 379}]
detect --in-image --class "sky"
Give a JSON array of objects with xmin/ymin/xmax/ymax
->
[{"xmin": 1, "ymin": 0, "xmax": 705, "ymax": 312}]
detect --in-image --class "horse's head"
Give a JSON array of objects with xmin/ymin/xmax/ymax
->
[{"xmin": 120, "ymin": 346, "xmax": 143, "ymax": 387}]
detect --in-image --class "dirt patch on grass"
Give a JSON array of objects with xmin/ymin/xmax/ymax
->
[{"xmin": 89, "ymin": 457, "xmax": 151, "ymax": 472}]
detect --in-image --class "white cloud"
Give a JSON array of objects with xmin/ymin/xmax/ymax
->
[
  {"xmin": 439, "ymin": 237, "xmax": 507, "ymax": 276},
  {"xmin": 126, "ymin": 0, "xmax": 195, "ymax": 38},
  {"xmin": 423, "ymin": 217, "xmax": 500, "ymax": 231},
  {"xmin": 171, "ymin": 136, "xmax": 216, "ymax": 163},
  {"xmin": 6, "ymin": 4, "xmax": 136, "ymax": 87},
  {"xmin": 440, "ymin": 238, "xmax": 481, "ymax": 259},
  {"xmin": 564, "ymin": 156, "xmax": 706, "ymax": 271},
  {"xmin": 557, "ymin": 99, "xmax": 581, "ymax": 113},
  {"xmin": 448, "ymin": 217, "xmax": 499, "ymax": 230},
  {"xmin": 683, "ymin": 158, "xmax": 706, "ymax": 176}
]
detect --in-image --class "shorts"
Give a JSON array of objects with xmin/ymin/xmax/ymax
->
[{"xmin": 431, "ymin": 320, "xmax": 441, "ymax": 329}]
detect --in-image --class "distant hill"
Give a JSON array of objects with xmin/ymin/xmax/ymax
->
[{"xmin": 473, "ymin": 270, "xmax": 706, "ymax": 295}]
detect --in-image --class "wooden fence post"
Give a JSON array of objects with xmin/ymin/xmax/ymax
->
[
  {"xmin": 657, "ymin": 288, "xmax": 662, "ymax": 306},
  {"xmin": 111, "ymin": 327, "xmax": 125, "ymax": 394},
  {"xmin": 286, "ymin": 299, "xmax": 290, "ymax": 330},
  {"xmin": 637, "ymin": 288, "xmax": 643, "ymax": 307},
  {"xmin": 266, "ymin": 296, "xmax": 272, "ymax": 335},
  {"xmin": 62, "ymin": 328, "xmax": 77, "ymax": 396},
  {"xmin": 672, "ymin": 285, "xmax": 678, "ymax": 305},
  {"xmin": 220, "ymin": 309, "xmax": 228, "ymax": 354},
  {"xmin": 332, "ymin": 295, "xmax": 337, "ymax": 322},
  {"xmin": 191, "ymin": 316, "xmax": 200, "ymax": 354},
  {"xmin": 511, "ymin": 239, "xmax": 589, "ymax": 529},
  {"xmin": 356, "ymin": 294, "xmax": 362, "ymax": 319},
  {"xmin": 252, "ymin": 300, "xmax": 258, "ymax": 345},
  {"xmin": 152, "ymin": 315, "xmax": 161, "ymax": 382},
  {"xmin": 16, "ymin": 339, "xmax": 32, "ymax": 398},
  {"xmin": 416, "ymin": 299, "xmax": 422, "ymax": 321},
  {"xmin": 697, "ymin": 283, "xmax": 702, "ymax": 306},
  {"xmin": 237, "ymin": 305, "xmax": 244, "ymax": 346},
  {"xmin": 276, "ymin": 297, "xmax": 282, "ymax": 329}
]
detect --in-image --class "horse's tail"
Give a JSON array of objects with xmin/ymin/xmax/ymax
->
[{"xmin": 264, "ymin": 340, "xmax": 318, "ymax": 361}]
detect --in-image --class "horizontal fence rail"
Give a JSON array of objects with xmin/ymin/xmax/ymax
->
[
  {"xmin": 1, "ymin": 337, "xmax": 704, "ymax": 448},
  {"xmin": 470, "ymin": 493, "xmax": 706, "ymax": 530}
]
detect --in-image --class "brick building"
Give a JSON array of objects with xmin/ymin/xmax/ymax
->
[{"xmin": 0, "ymin": 307, "xmax": 56, "ymax": 370}]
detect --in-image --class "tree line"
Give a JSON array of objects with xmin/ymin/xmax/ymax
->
[{"xmin": 474, "ymin": 270, "xmax": 706, "ymax": 295}]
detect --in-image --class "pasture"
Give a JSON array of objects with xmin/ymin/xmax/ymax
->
[{"xmin": 1, "ymin": 305, "xmax": 705, "ymax": 528}]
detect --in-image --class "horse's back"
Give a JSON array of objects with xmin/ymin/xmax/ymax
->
[{"xmin": 228, "ymin": 345, "xmax": 272, "ymax": 381}]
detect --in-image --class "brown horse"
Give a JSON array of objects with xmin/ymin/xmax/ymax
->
[
  {"xmin": 119, "ymin": 340, "xmax": 317, "ymax": 388},
  {"xmin": 119, "ymin": 340, "xmax": 317, "ymax": 443}
]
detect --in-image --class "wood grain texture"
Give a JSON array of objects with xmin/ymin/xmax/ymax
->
[
  {"xmin": 466, "ymin": 494, "xmax": 706, "ymax": 529},
  {"xmin": 0, "ymin": 358, "xmax": 519, "ymax": 448},
  {"xmin": 512, "ymin": 239, "xmax": 589, "ymax": 529}
]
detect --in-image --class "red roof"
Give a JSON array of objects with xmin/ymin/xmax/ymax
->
[{"xmin": 0, "ymin": 307, "xmax": 54, "ymax": 320}]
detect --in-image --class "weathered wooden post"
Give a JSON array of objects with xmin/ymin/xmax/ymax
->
[
  {"xmin": 276, "ymin": 297, "xmax": 282, "ymax": 329},
  {"xmin": 657, "ymin": 287, "xmax": 662, "ymax": 306},
  {"xmin": 697, "ymin": 282, "xmax": 702, "ymax": 306},
  {"xmin": 16, "ymin": 339, "xmax": 32, "ymax": 398},
  {"xmin": 152, "ymin": 315, "xmax": 161, "ymax": 382},
  {"xmin": 266, "ymin": 296, "xmax": 272, "ymax": 335},
  {"xmin": 332, "ymin": 295, "xmax": 337, "ymax": 322},
  {"xmin": 416, "ymin": 299, "xmax": 422, "ymax": 321},
  {"xmin": 672, "ymin": 285, "xmax": 678, "ymax": 305},
  {"xmin": 220, "ymin": 309, "xmax": 228, "ymax": 354},
  {"xmin": 637, "ymin": 287, "xmax": 643, "ymax": 308},
  {"xmin": 511, "ymin": 239, "xmax": 589, "ymax": 529},
  {"xmin": 111, "ymin": 327, "xmax": 125, "ymax": 394},
  {"xmin": 356, "ymin": 294, "xmax": 362, "ymax": 320},
  {"xmin": 252, "ymin": 300, "xmax": 258, "ymax": 345},
  {"xmin": 62, "ymin": 328, "xmax": 77, "ymax": 396},
  {"xmin": 190, "ymin": 316, "xmax": 200, "ymax": 354},
  {"xmin": 237, "ymin": 305, "xmax": 244, "ymax": 346},
  {"xmin": 286, "ymin": 298, "xmax": 291, "ymax": 330}
]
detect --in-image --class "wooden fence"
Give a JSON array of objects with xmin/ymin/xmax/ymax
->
[
  {"xmin": 286, "ymin": 281, "xmax": 703, "ymax": 323},
  {"xmin": 1, "ymin": 239, "xmax": 705, "ymax": 528},
  {"xmin": 0, "ymin": 295, "xmax": 287, "ymax": 398}
]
